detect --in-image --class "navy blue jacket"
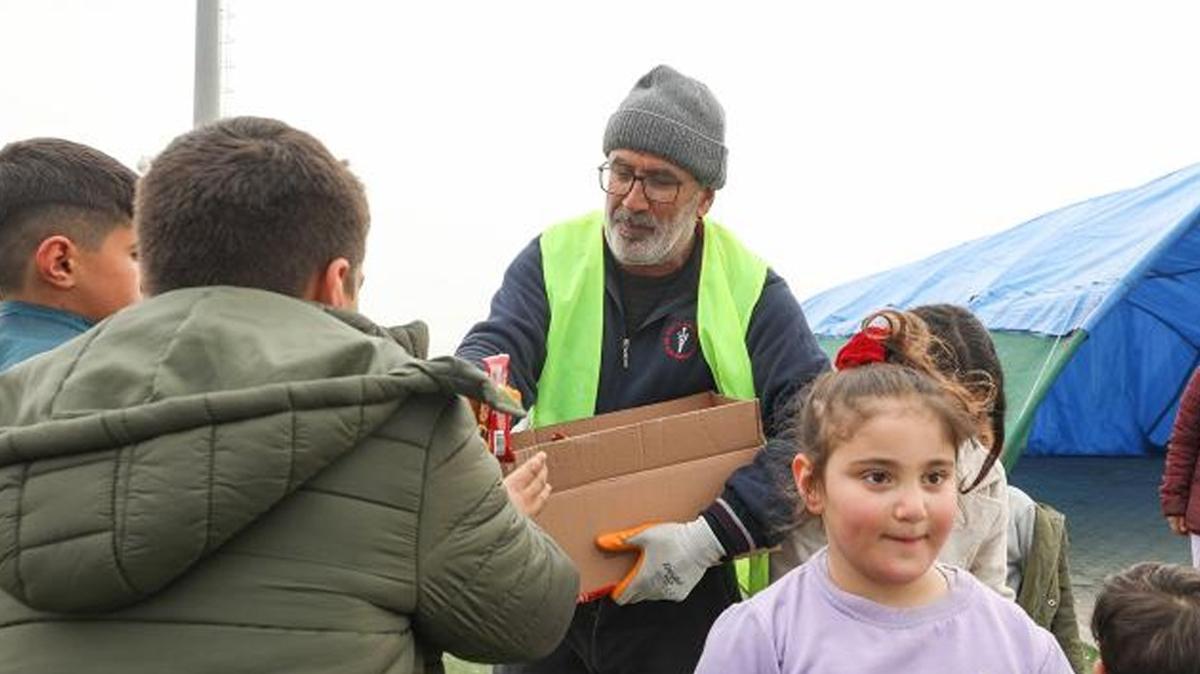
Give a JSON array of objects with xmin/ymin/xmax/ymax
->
[{"xmin": 457, "ymin": 233, "xmax": 829, "ymax": 555}]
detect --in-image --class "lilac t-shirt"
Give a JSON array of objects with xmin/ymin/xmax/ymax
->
[{"xmin": 696, "ymin": 548, "xmax": 1072, "ymax": 674}]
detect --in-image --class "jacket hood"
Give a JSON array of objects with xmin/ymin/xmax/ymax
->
[{"xmin": 0, "ymin": 287, "xmax": 517, "ymax": 613}]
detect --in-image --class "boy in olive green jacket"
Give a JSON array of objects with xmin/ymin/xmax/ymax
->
[{"xmin": 0, "ymin": 117, "xmax": 578, "ymax": 674}]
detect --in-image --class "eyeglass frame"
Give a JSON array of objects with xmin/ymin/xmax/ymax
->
[{"xmin": 597, "ymin": 162, "xmax": 685, "ymax": 205}]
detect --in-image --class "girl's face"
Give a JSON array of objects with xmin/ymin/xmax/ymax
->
[{"xmin": 793, "ymin": 400, "xmax": 958, "ymax": 606}]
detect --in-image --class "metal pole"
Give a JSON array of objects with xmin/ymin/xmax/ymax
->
[{"xmin": 193, "ymin": 0, "xmax": 221, "ymax": 127}]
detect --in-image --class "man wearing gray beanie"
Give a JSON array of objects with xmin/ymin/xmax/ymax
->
[{"xmin": 458, "ymin": 65, "xmax": 828, "ymax": 673}]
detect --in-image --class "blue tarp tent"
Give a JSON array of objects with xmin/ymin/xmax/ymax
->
[{"xmin": 802, "ymin": 164, "xmax": 1200, "ymax": 463}]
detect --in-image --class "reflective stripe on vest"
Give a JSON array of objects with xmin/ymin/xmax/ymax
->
[{"xmin": 534, "ymin": 212, "xmax": 607, "ymax": 428}]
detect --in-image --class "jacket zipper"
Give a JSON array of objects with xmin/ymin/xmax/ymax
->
[{"xmin": 622, "ymin": 336, "xmax": 630, "ymax": 369}]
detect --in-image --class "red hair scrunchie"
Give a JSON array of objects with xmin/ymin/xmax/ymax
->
[{"xmin": 834, "ymin": 327, "xmax": 889, "ymax": 370}]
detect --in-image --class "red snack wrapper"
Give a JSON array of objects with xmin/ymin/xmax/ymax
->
[{"xmin": 483, "ymin": 354, "xmax": 515, "ymax": 463}]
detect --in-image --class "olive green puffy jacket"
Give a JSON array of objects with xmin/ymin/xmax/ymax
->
[
  {"xmin": 1015, "ymin": 502, "xmax": 1087, "ymax": 674},
  {"xmin": 0, "ymin": 287, "xmax": 578, "ymax": 673}
]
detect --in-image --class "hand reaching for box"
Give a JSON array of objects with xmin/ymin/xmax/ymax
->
[{"xmin": 504, "ymin": 451, "xmax": 551, "ymax": 517}]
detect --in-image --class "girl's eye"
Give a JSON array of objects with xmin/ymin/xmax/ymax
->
[
  {"xmin": 925, "ymin": 470, "xmax": 951, "ymax": 486},
  {"xmin": 862, "ymin": 470, "xmax": 890, "ymax": 485}
]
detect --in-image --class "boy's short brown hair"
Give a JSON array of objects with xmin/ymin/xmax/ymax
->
[
  {"xmin": 1091, "ymin": 561, "xmax": 1200, "ymax": 674},
  {"xmin": 136, "ymin": 116, "xmax": 369, "ymax": 297},
  {"xmin": 0, "ymin": 138, "xmax": 136, "ymax": 294}
]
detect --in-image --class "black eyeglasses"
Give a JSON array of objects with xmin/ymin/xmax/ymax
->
[{"xmin": 598, "ymin": 163, "xmax": 682, "ymax": 204}]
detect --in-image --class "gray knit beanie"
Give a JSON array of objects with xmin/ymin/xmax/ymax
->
[{"xmin": 603, "ymin": 65, "xmax": 727, "ymax": 189}]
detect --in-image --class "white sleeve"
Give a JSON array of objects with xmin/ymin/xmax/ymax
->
[
  {"xmin": 971, "ymin": 460, "xmax": 1014, "ymax": 599},
  {"xmin": 945, "ymin": 439, "xmax": 1014, "ymax": 599}
]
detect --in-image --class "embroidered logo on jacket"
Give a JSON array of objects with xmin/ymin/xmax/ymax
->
[{"xmin": 662, "ymin": 320, "xmax": 698, "ymax": 361}]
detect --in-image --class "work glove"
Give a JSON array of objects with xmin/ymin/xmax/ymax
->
[{"xmin": 595, "ymin": 516, "xmax": 725, "ymax": 605}]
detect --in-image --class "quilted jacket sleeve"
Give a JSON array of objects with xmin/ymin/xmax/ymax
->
[
  {"xmin": 414, "ymin": 395, "xmax": 578, "ymax": 662},
  {"xmin": 1161, "ymin": 368, "xmax": 1200, "ymax": 516}
]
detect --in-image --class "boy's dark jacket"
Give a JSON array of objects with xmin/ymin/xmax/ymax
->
[{"xmin": 0, "ymin": 286, "xmax": 578, "ymax": 674}]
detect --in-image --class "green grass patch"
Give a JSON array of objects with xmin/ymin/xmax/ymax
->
[{"xmin": 1081, "ymin": 642, "xmax": 1099, "ymax": 670}]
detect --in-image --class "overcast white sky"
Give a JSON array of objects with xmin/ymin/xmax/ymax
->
[{"xmin": 4, "ymin": 1, "xmax": 1200, "ymax": 355}]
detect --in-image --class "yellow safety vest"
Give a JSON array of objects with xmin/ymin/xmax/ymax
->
[{"xmin": 535, "ymin": 211, "xmax": 771, "ymax": 596}]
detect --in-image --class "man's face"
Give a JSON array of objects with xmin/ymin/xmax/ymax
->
[
  {"xmin": 603, "ymin": 149, "xmax": 713, "ymax": 269},
  {"xmin": 73, "ymin": 222, "xmax": 141, "ymax": 321}
]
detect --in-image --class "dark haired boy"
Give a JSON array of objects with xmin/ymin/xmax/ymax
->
[
  {"xmin": 0, "ymin": 117, "xmax": 577, "ymax": 673},
  {"xmin": 1091, "ymin": 561, "xmax": 1200, "ymax": 674},
  {"xmin": 0, "ymin": 137, "xmax": 140, "ymax": 371}
]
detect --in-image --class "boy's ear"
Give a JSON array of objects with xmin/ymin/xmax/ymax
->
[
  {"xmin": 308, "ymin": 257, "xmax": 355, "ymax": 310},
  {"xmin": 33, "ymin": 236, "xmax": 79, "ymax": 290},
  {"xmin": 1092, "ymin": 658, "xmax": 1105, "ymax": 674},
  {"xmin": 792, "ymin": 453, "xmax": 825, "ymax": 515}
]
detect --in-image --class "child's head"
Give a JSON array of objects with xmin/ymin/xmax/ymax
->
[
  {"xmin": 136, "ymin": 116, "xmax": 370, "ymax": 308},
  {"xmin": 839, "ymin": 307, "xmax": 1001, "ymax": 489},
  {"xmin": 792, "ymin": 364, "xmax": 978, "ymax": 605},
  {"xmin": 0, "ymin": 138, "xmax": 140, "ymax": 321},
  {"xmin": 910, "ymin": 304, "xmax": 1006, "ymax": 452},
  {"xmin": 1091, "ymin": 561, "xmax": 1200, "ymax": 674}
]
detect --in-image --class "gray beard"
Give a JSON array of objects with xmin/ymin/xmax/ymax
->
[{"xmin": 604, "ymin": 197, "xmax": 700, "ymax": 267}]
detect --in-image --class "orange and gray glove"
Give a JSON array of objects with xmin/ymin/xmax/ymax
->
[{"xmin": 594, "ymin": 516, "xmax": 725, "ymax": 605}]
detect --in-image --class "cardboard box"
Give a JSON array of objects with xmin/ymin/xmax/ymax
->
[{"xmin": 509, "ymin": 392, "xmax": 764, "ymax": 597}]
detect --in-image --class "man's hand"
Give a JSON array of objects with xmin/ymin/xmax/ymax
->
[
  {"xmin": 504, "ymin": 451, "xmax": 551, "ymax": 517},
  {"xmin": 470, "ymin": 385, "xmax": 522, "ymax": 434},
  {"xmin": 594, "ymin": 516, "xmax": 725, "ymax": 605},
  {"xmin": 1167, "ymin": 514, "xmax": 1190, "ymax": 536}
]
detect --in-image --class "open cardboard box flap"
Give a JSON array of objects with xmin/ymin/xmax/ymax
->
[{"xmin": 508, "ymin": 392, "xmax": 764, "ymax": 597}]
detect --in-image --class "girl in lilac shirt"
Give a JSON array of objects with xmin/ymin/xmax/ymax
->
[{"xmin": 696, "ymin": 360, "xmax": 1072, "ymax": 674}]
